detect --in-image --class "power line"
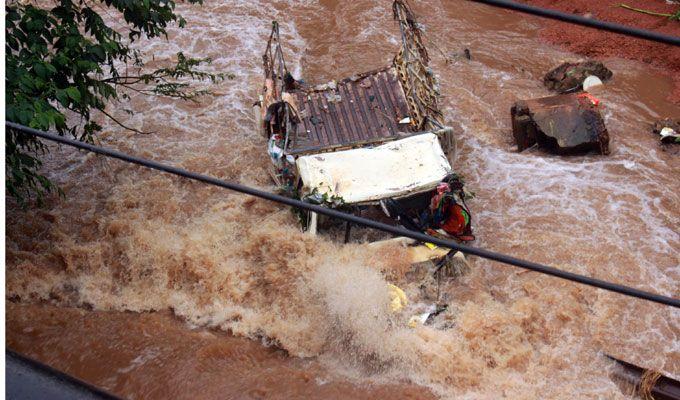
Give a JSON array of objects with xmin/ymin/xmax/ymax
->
[
  {"xmin": 7, "ymin": 122, "xmax": 680, "ymax": 308},
  {"xmin": 470, "ymin": 0, "xmax": 680, "ymax": 47},
  {"xmin": 6, "ymin": 349, "xmax": 123, "ymax": 400}
]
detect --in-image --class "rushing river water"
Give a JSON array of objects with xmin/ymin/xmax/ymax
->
[{"xmin": 6, "ymin": 1, "xmax": 680, "ymax": 399}]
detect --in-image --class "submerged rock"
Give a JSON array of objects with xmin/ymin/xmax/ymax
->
[
  {"xmin": 544, "ymin": 61, "xmax": 613, "ymax": 93},
  {"xmin": 511, "ymin": 93, "xmax": 610, "ymax": 155}
]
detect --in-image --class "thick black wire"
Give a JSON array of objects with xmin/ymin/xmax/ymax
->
[
  {"xmin": 7, "ymin": 122, "xmax": 680, "ymax": 309},
  {"xmin": 6, "ymin": 349, "xmax": 123, "ymax": 400},
  {"xmin": 469, "ymin": 0, "xmax": 680, "ymax": 47}
]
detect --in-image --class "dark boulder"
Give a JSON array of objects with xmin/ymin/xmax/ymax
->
[
  {"xmin": 511, "ymin": 93, "xmax": 610, "ymax": 155},
  {"xmin": 544, "ymin": 61, "xmax": 613, "ymax": 93}
]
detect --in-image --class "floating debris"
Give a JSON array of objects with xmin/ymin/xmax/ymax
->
[
  {"xmin": 387, "ymin": 283, "xmax": 408, "ymax": 312},
  {"xmin": 544, "ymin": 60, "xmax": 613, "ymax": 93},
  {"xmin": 582, "ymin": 75, "xmax": 604, "ymax": 91},
  {"xmin": 653, "ymin": 118, "xmax": 680, "ymax": 144}
]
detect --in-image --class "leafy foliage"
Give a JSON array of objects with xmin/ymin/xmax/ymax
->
[{"xmin": 5, "ymin": 0, "xmax": 223, "ymax": 206}]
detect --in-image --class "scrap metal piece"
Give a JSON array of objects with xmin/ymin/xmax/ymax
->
[{"xmin": 296, "ymin": 133, "xmax": 452, "ymax": 204}]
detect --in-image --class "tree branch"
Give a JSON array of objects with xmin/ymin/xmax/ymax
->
[{"xmin": 98, "ymin": 108, "xmax": 154, "ymax": 135}]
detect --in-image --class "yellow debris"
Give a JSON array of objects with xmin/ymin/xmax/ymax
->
[
  {"xmin": 387, "ymin": 283, "xmax": 408, "ymax": 312},
  {"xmin": 424, "ymin": 242, "xmax": 437, "ymax": 250}
]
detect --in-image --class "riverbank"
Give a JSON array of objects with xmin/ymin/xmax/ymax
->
[{"xmin": 520, "ymin": 0, "xmax": 680, "ymax": 103}]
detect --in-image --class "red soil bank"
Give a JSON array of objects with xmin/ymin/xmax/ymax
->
[{"xmin": 520, "ymin": 0, "xmax": 680, "ymax": 103}]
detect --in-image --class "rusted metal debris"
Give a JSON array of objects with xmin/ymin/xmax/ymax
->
[
  {"xmin": 254, "ymin": 0, "xmax": 475, "ymax": 259},
  {"xmin": 286, "ymin": 67, "xmax": 418, "ymax": 156},
  {"xmin": 511, "ymin": 92, "xmax": 610, "ymax": 155},
  {"xmin": 257, "ymin": 0, "xmax": 456, "ymax": 196}
]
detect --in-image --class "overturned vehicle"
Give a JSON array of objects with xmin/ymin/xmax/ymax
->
[{"xmin": 254, "ymin": 0, "xmax": 473, "ymax": 261}]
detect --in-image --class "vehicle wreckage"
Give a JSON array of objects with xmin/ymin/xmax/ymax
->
[{"xmin": 254, "ymin": 0, "xmax": 473, "ymax": 266}]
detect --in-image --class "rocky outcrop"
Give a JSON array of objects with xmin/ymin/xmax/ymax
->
[{"xmin": 511, "ymin": 93, "xmax": 610, "ymax": 155}]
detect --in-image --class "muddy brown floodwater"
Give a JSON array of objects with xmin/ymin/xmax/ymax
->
[{"xmin": 6, "ymin": 1, "xmax": 680, "ymax": 399}]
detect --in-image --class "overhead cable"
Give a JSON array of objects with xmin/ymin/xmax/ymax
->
[{"xmin": 7, "ymin": 122, "xmax": 679, "ymax": 308}]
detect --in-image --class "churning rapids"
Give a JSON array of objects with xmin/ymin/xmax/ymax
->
[{"xmin": 6, "ymin": 1, "xmax": 680, "ymax": 398}]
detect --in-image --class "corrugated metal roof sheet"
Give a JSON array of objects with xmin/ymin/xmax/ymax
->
[{"xmin": 286, "ymin": 66, "xmax": 417, "ymax": 156}]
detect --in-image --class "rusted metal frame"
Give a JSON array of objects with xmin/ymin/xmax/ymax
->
[
  {"xmin": 407, "ymin": 67, "xmax": 439, "ymax": 122},
  {"xmin": 393, "ymin": 0, "xmax": 430, "ymax": 62},
  {"xmin": 274, "ymin": 51, "xmax": 286, "ymax": 100},
  {"xmin": 263, "ymin": 22, "xmax": 287, "ymax": 102},
  {"xmin": 393, "ymin": 0, "xmax": 444, "ymax": 130},
  {"xmin": 368, "ymin": 74, "xmax": 396, "ymax": 136},
  {"xmin": 398, "ymin": 58, "xmax": 427, "ymax": 128},
  {"xmin": 405, "ymin": 59, "xmax": 430, "ymax": 123},
  {"xmin": 283, "ymin": 103, "xmax": 292, "ymax": 153},
  {"xmin": 395, "ymin": 6, "xmax": 425, "ymax": 125},
  {"xmin": 262, "ymin": 26, "xmax": 275, "ymax": 79}
]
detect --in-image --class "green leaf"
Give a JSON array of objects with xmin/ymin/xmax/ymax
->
[
  {"xmin": 56, "ymin": 90, "xmax": 69, "ymax": 107},
  {"xmin": 45, "ymin": 63, "xmax": 57, "ymax": 75},
  {"xmin": 18, "ymin": 109, "xmax": 34, "ymax": 125},
  {"xmin": 90, "ymin": 45, "xmax": 105, "ymax": 60},
  {"xmin": 33, "ymin": 63, "xmax": 47, "ymax": 78},
  {"xmin": 35, "ymin": 112, "xmax": 50, "ymax": 129},
  {"xmin": 65, "ymin": 87, "xmax": 81, "ymax": 101}
]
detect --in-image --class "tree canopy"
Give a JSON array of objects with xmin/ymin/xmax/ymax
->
[{"xmin": 5, "ymin": 0, "xmax": 223, "ymax": 206}]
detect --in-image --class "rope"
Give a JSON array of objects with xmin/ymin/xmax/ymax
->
[
  {"xmin": 7, "ymin": 121, "xmax": 680, "ymax": 309},
  {"xmin": 639, "ymin": 369, "xmax": 663, "ymax": 400},
  {"xmin": 469, "ymin": 0, "xmax": 680, "ymax": 46}
]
